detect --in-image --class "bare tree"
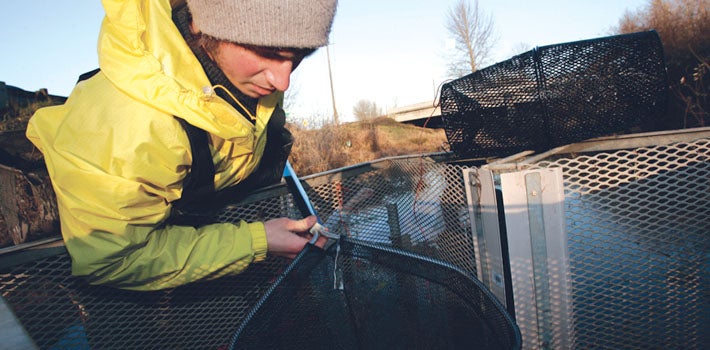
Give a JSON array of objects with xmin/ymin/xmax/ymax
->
[
  {"xmin": 352, "ymin": 99, "xmax": 381, "ymax": 121},
  {"xmin": 511, "ymin": 42, "xmax": 532, "ymax": 56},
  {"xmin": 445, "ymin": 0, "xmax": 497, "ymax": 78}
]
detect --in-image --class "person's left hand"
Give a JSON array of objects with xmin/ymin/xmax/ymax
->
[{"xmin": 263, "ymin": 215, "xmax": 327, "ymax": 259}]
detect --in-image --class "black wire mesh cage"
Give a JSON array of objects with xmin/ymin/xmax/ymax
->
[
  {"xmin": 440, "ymin": 30, "xmax": 669, "ymax": 159},
  {"xmin": 0, "ymin": 157, "xmax": 521, "ymax": 349}
]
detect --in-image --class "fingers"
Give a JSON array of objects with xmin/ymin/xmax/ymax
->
[
  {"xmin": 263, "ymin": 216, "xmax": 321, "ymax": 259},
  {"xmin": 311, "ymin": 234, "xmax": 328, "ymax": 249},
  {"xmin": 286, "ymin": 215, "xmax": 318, "ymax": 233}
]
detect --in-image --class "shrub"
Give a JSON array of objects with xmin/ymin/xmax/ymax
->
[{"xmin": 615, "ymin": 0, "xmax": 709, "ymax": 128}]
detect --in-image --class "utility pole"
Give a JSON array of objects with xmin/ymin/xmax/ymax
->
[{"xmin": 326, "ymin": 45, "xmax": 339, "ymax": 125}]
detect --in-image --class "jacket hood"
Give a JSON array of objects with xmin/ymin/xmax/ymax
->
[{"xmin": 98, "ymin": 0, "xmax": 280, "ymax": 140}]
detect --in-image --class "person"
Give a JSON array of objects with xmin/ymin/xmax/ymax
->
[{"xmin": 26, "ymin": 0, "xmax": 337, "ymax": 291}]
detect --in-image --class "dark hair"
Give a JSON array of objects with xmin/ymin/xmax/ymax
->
[
  {"xmin": 190, "ymin": 31, "xmax": 316, "ymax": 64},
  {"xmin": 189, "ymin": 32, "xmax": 222, "ymax": 57}
]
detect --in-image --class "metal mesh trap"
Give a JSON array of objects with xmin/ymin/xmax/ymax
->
[
  {"xmin": 440, "ymin": 30, "xmax": 668, "ymax": 159},
  {"xmin": 1, "ymin": 130, "xmax": 707, "ymax": 349},
  {"xmin": 526, "ymin": 136, "xmax": 709, "ymax": 349},
  {"xmin": 0, "ymin": 155, "xmax": 521, "ymax": 349},
  {"xmin": 464, "ymin": 130, "xmax": 709, "ymax": 349}
]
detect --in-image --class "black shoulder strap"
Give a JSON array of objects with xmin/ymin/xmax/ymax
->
[
  {"xmin": 170, "ymin": 118, "xmax": 216, "ymax": 215},
  {"xmin": 167, "ymin": 106, "xmax": 293, "ymax": 225},
  {"xmin": 77, "ymin": 68, "xmax": 101, "ymax": 83}
]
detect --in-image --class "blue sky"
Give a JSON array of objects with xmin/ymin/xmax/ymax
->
[{"xmin": 1, "ymin": 0, "xmax": 649, "ymax": 122}]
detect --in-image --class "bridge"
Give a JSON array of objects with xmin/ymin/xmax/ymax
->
[{"xmin": 389, "ymin": 101, "xmax": 443, "ymax": 128}]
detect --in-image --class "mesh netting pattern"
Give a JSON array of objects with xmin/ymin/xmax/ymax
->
[
  {"xmin": 230, "ymin": 240, "xmax": 519, "ymax": 350},
  {"xmin": 0, "ymin": 156, "xmax": 520, "ymax": 349},
  {"xmin": 0, "ymin": 248, "xmax": 295, "ymax": 349},
  {"xmin": 440, "ymin": 31, "xmax": 668, "ymax": 158},
  {"xmin": 526, "ymin": 138, "xmax": 709, "ymax": 349}
]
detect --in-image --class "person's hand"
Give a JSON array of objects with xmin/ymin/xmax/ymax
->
[{"xmin": 263, "ymin": 215, "xmax": 327, "ymax": 258}]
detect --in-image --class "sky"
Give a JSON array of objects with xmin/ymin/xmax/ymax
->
[{"xmin": 1, "ymin": 0, "xmax": 649, "ymax": 123}]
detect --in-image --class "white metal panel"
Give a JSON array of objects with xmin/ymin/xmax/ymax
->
[
  {"xmin": 500, "ymin": 168, "xmax": 570, "ymax": 350},
  {"xmin": 463, "ymin": 168, "xmax": 508, "ymax": 306}
]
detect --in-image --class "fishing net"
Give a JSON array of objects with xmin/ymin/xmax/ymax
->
[{"xmin": 229, "ymin": 239, "xmax": 519, "ymax": 350}]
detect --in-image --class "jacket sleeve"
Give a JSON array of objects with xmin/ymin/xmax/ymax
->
[
  {"xmin": 67, "ymin": 220, "xmax": 268, "ymax": 291},
  {"xmin": 38, "ymin": 137, "xmax": 269, "ymax": 290},
  {"xmin": 26, "ymin": 91, "xmax": 269, "ymax": 291}
]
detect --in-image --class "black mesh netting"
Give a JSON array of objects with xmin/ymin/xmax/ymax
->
[
  {"xmin": 229, "ymin": 239, "xmax": 520, "ymax": 350},
  {"xmin": 440, "ymin": 30, "xmax": 668, "ymax": 159}
]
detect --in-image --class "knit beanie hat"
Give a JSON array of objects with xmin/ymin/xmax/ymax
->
[{"xmin": 186, "ymin": 0, "xmax": 337, "ymax": 49}]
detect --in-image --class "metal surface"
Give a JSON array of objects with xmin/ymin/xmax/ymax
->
[
  {"xmin": 467, "ymin": 129, "xmax": 709, "ymax": 349},
  {"xmin": 499, "ymin": 168, "xmax": 570, "ymax": 350},
  {"xmin": 527, "ymin": 136, "xmax": 709, "ymax": 350},
  {"xmin": 464, "ymin": 168, "xmax": 509, "ymax": 308}
]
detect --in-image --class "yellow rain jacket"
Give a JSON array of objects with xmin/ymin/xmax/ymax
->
[{"xmin": 26, "ymin": 0, "xmax": 279, "ymax": 290}]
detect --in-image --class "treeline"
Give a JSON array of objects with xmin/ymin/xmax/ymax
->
[{"xmin": 615, "ymin": 0, "xmax": 709, "ymax": 128}]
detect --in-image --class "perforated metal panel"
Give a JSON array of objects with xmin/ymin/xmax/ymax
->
[
  {"xmin": 468, "ymin": 131, "xmax": 709, "ymax": 349},
  {"xmin": 529, "ymin": 137, "xmax": 709, "ymax": 350},
  {"xmin": 297, "ymin": 157, "xmax": 478, "ymax": 272}
]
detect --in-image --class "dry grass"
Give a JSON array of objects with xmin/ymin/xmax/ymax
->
[
  {"xmin": 0, "ymin": 100, "xmax": 56, "ymax": 132},
  {"xmin": 288, "ymin": 117, "xmax": 448, "ymax": 175},
  {"xmin": 1, "ymin": 99, "xmax": 447, "ymax": 176}
]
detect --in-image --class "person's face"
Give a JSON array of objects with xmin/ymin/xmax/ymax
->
[{"xmin": 208, "ymin": 42, "xmax": 310, "ymax": 99}]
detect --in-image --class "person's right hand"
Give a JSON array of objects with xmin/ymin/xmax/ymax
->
[{"xmin": 263, "ymin": 215, "xmax": 327, "ymax": 259}]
